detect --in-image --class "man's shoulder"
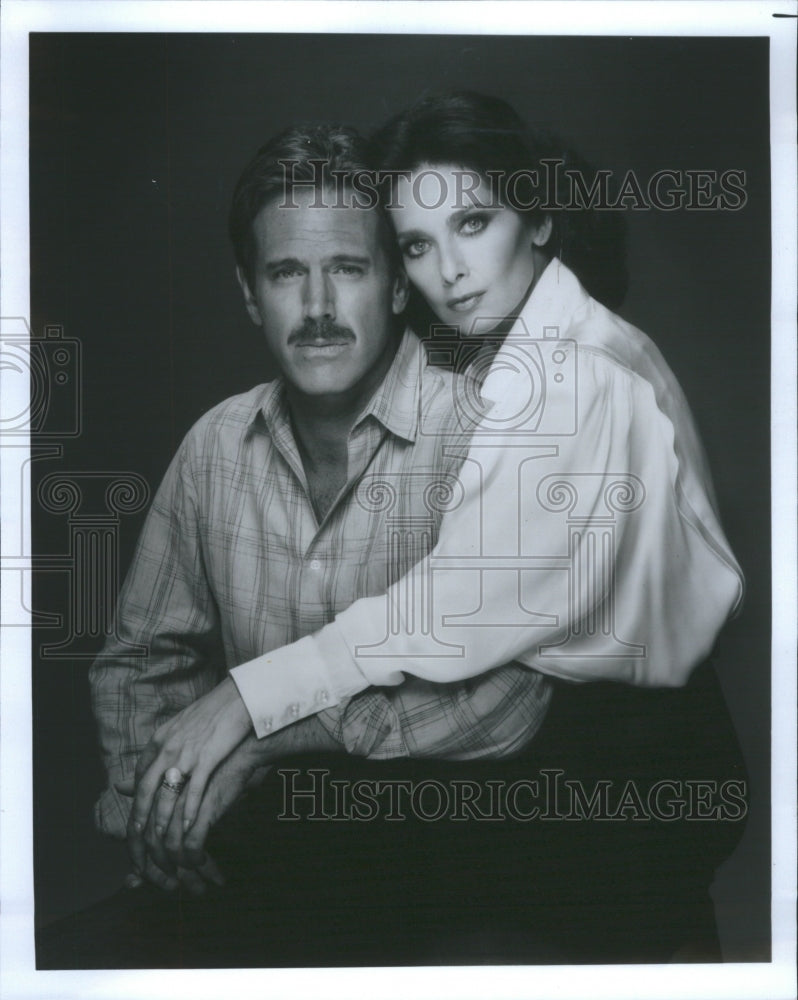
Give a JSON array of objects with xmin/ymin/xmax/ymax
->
[
  {"xmin": 177, "ymin": 382, "xmax": 276, "ymax": 466},
  {"xmin": 186, "ymin": 383, "xmax": 273, "ymax": 438},
  {"xmin": 416, "ymin": 359, "xmax": 481, "ymax": 438}
]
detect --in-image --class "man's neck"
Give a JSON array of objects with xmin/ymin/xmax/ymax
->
[
  {"xmin": 284, "ymin": 334, "xmax": 401, "ymax": 520},
  {"xmin": 288, "ymin": 394, "xmax": 356, "ymax": 468}
]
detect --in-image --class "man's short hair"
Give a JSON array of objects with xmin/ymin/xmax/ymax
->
[{"xmin": 229, "ymin": 123, "xmax": 400, "ymax": 291}]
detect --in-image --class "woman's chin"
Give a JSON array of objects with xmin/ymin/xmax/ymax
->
[{"xmin": 433, "ymin": 312, "xmax": 504, "ymax": 339}]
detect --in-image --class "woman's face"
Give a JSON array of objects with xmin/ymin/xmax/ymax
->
[{"xmin": 390, "ymin": 164, "xmax": 551, "ymax": 334}]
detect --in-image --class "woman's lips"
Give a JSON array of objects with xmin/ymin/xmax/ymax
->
[{"xmin": 446, "ymin": 291, "xmax": 485, "ymax": 313}]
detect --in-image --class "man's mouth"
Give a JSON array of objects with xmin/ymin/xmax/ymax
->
[
  {"xmin": 446, "ymin": 291, "xmax": 485, "ymax": 313},
  {"xmin": 294, "ymin": 340, "xmax": 351, "ymax": 358},
  {"xmin": 289, "ymin": 319, "xmax": 356, "ymax": 351},
  {"xmin": 295, "ymin": 338, "xmax": 350, "ymax": 346}
]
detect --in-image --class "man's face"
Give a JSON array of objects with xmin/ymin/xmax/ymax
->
[{"xmin": 239, "ymin": 189, "xmax": 407, "ymax": 404}]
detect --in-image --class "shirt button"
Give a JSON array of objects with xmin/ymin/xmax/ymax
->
[
  {"xmin": 318, "ymin": 690, "xmax": 329, "ymax": 704},
  {"xmin": 262, "ymin": 718, "xmax": 273, "ymax": 733},
  {"xmin": 290, "ymin": 703, "xmax": 301, "ymax": 717},
  {"xmin": 309, "ymin": 559, "xmax": 322, "ymax": 571}
]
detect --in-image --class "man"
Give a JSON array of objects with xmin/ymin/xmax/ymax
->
[{"xmin": 62, "ymin": 124, "xmax": 551, "ymax": 966}]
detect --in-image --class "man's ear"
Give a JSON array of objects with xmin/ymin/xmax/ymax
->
[
  {"xmin": 236, "ymin": 266, "xmax": 263, "ymax": 326},
  {"xmin": 531, "ymin": 215, "xmax": 553, "ymax": 248},
  {"xmin": 391, "ymin": 269, "xmax": 409, "ymax": 316}
]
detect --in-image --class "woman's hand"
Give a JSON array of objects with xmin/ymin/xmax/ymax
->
[
  {"xmin": 127, "ymin": 676, "xmax": 253, "ymax": 876},
  {"xmin": 167, "ymin": 737, "xmax": 273, "ymax": 871}
]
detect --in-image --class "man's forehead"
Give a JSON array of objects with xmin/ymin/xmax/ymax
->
[{"xmin": 255, "ymin": 189, "xmax": 382, "ymax": 256}]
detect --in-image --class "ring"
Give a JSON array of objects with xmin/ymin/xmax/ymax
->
[{"xmin": 161, "ymin": 766, "xmax": 189, "ymax": 794}]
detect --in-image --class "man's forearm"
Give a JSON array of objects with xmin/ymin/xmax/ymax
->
[
  {"xmin": 314, "ymin": 664, "xmax": 552, "ymax": 761},
  {"xmin": 241, "ymin": 712, "xmax": 342, "ymax": 764}
]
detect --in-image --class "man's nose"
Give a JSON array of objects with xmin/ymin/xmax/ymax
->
[
  {"xmin": 438, "ymin": 242, "xmax": 468, "ymax": 286},
  {"xmin": 303, "ymin": 270, "xmax": 335, "ymax": 319}
]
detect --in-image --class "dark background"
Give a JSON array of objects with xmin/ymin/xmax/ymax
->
[{"xmin": 30, "ymin": 33, "xmax": 771, "ymax": 959}]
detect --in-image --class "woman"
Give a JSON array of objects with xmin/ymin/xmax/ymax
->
[{"xmin": 134, "ymin": 92, "xmax": 745, "ymax": 843}]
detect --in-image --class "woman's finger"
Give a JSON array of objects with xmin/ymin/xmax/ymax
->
[
  {"xmin": 152, "ymin": 767, "xmax": 189, "ymax": 842},
  {"xmin": 164, "ymin": 791, "xmax": 188, "ymax": 866},
  {"xmin": 180, "ymin": 762, "xmax": 212, "ymax": 832},
  {"xmin": 143, "ymin": 791, "xmax": 178, "ymax": 876},
  {"xmin": 130, "ymin": 755, "xmax": 169, "ymax": 833}
]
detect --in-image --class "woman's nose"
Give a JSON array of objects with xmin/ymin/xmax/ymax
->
[{"xmin": 438, "ymin": 243, "xmax": 468, "ymax": 286}]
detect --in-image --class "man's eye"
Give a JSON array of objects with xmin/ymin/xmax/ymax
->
[
  {"xmin": 402, "ymin": 239, "xmax": 430, "ymax": 260},
  {"xmin": 460, "ymin": 215, "xmax": 488, "ymax": 236},
  {"xmin": 332, "ymin": 265, "xmax": 365, "ymax": 276},
  {"xmin": 272, "ymin": 267, "xmax": 302, "ymax": 281}
]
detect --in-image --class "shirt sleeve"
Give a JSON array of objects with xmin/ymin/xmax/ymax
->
[
  {"xmin": 89, "ymin": 437, "xmax": 224, "ymax": 836},
  {"xmin": 230, "ymin": 347, "xmax": 744, "ymax": 737},
  {"xmin": 314, "ymin": 663, "xmax": 552, "ymax": 760}
]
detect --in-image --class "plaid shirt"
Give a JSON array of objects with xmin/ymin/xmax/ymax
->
[{"xmin": 90, "ymin": 330, "xmax": 551, "ymax": 836}]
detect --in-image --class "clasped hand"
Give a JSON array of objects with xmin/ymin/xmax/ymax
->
[{"xmin": 123, "ymin": 676, "xmax": 258, "ymax": 895}]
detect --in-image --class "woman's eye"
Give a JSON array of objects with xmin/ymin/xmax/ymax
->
[
  {"xmin": 402, "ymin": 239, "xmax": 430, "ymax": 260},
  {"xmin": 460, "ymin": 215, "xmax": 488, "ymax": 236}
]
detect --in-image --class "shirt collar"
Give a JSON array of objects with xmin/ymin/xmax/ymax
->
[
  {"xmin": 355, "ymin": 327, "xmax": 421, "ymax": 443},
  {"xmin": 247, "ymin": 327, "xmax": 422, "ymax": 445}
]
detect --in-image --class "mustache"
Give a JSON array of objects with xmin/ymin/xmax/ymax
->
[{"xmin": 288, "ymin": 318, "xmax": 356, "ymax": 345}]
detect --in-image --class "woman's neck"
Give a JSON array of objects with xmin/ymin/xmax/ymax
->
[{"xmin": 495, "ymin": 252, "xmax": 553, "ymax": 335}]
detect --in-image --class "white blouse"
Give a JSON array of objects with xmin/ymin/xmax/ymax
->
[{"xmin": 231, "ymin": 260, "xmax": 744, "ymax": 738}]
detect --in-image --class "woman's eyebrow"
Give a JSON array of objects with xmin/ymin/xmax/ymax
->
[
  {"xmin": 395, "ymin": 205, "xmax": 500, "ymax": 242},
  {"xmin": 394, "ymin": 227, "xmax": 429, "ymax": 242},
  {"xmin": 448, "ymin": 205, "xmax": 498, "ymax": 224}
]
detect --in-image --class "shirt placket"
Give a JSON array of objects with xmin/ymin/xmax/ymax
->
[{"xmin": 288, "ymin": 415, "xmax": 388, "ymax": 640}]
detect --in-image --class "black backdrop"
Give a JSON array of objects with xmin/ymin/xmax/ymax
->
[{"xmin": 30, "ymin": 33, "xmax": 771, "ymax": 958}]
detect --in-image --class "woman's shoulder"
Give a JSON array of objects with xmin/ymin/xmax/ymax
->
[
  {"xmin": 569, "ymin": 294, "xmax": 659, "ymax": 373},
  {"xmin": 565, "ymin": 287, "xmax": 687, "ymax": 415}
]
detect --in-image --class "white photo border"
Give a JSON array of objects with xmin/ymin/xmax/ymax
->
[{"xmin": 1, "ymin": 3, "xmax": 796, "ymax": 999}]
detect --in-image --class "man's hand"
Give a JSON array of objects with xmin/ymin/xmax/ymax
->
[{"xmin": 128, "ymin": 676, "xmax": 253, "ymax": 876}]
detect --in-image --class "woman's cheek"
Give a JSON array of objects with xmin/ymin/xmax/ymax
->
[{"xmin": 406, "ymin": 258, "xmax": 437, "ymax": 300}]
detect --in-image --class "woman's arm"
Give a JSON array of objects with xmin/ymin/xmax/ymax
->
[{"xmin": 230, "ymin": 342, "xmax": 743, "ymax": 734}]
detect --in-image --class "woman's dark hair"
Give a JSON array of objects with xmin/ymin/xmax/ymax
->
[{"xmin": 369, "ymin": 91, "xmax": 628, "ymax": 318}]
